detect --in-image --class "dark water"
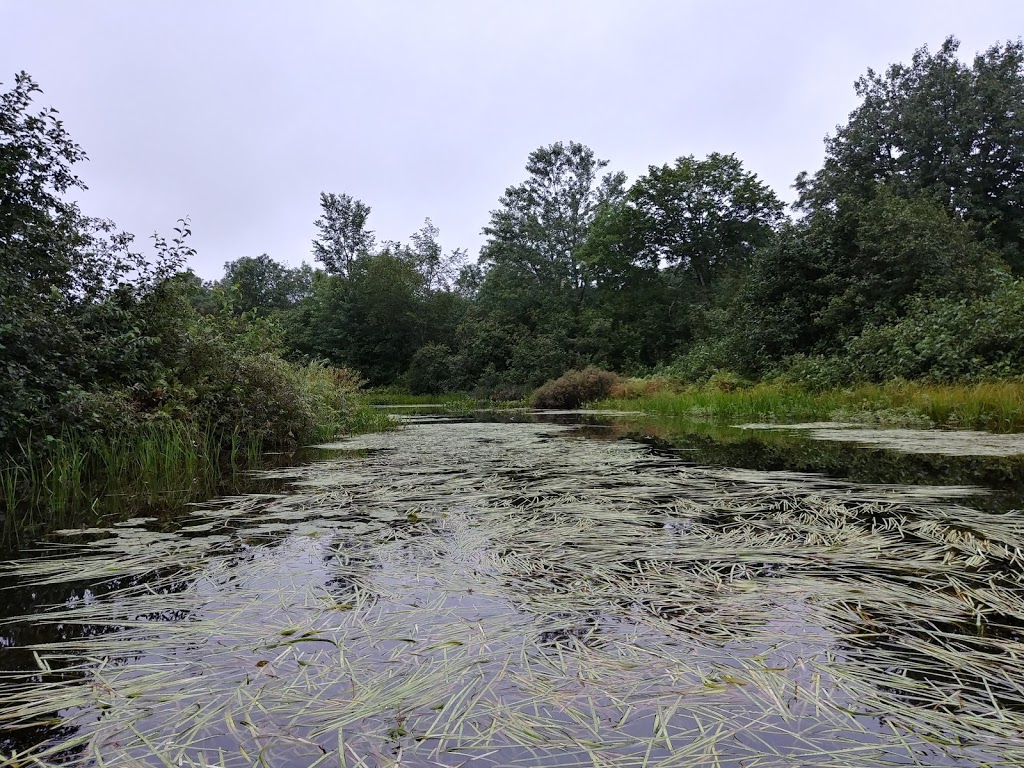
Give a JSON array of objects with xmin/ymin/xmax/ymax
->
[{"xmin": 2, "ymin": 410, "xmax": 1024, "ymax": 767}]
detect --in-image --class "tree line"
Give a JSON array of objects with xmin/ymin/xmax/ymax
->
[
  {"xmin": 213, "ymin": 36, "xmax": 1023, "ymax": 396},
  {"xmin": 3, "ymin": 35, "xmax": 1024, "ymax": 462}
]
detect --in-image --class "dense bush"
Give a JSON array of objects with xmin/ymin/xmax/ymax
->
[
  {"xmin": 0, "ymin": 73, "xmax": 363, "ymax": 465},
  {"xmin": 841, "ymin": 280, "xmax": 1024, "ymax": 383},
  {"xmin": 406, "ymin": 343, "xmax": 456, "ymax": 395},
  {"xmin": 530, "ymin": 367, "xmax": 618, "ymax": 409}
]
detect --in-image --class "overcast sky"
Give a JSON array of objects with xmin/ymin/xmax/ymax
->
[{"xmin": 6, "ymin": 2, "xmax": 1024, "ymax": 279}]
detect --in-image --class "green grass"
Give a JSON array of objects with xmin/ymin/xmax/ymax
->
[
  {"xmin": 363, "ymin": 391, "xmax": 476, "ymax": 406},
  {"xmin": 0, "ymin": 422, "xmax": 239, "ymax": 540},
  {"xmin": 594, "ymin": 380, "xmax": 1024, "ymax": 432},
  {"xmin": 0, "ymin": 395, "xmax": 397, "ymax": 544},
  {"xmin": 343, "ymin": 401, "xmax": 401, "ymax": 433}
]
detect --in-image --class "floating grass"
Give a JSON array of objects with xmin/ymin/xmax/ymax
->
[{"xmin": 2, "ymin": 418, "xmax": 1024, "ymax": 765}]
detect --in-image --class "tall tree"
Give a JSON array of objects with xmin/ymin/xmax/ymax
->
[
  {"xmin": 626, "ymin": 153, "xmax": 785, "ymax": 289},
  {"xmin": 312, "ymin": 192, "xmax": 375, "ymax": 276},
  {"xmin": 221, "ymin": 254, "xmax": 312, "ymax": 313},
  {"xmin": 409, "ymin": 217, "xmax": 466, "ymax": 291},
  {"xmin": 796, "ymin": 36, "xmax": 1024, "ymax": 269},
  {"xmin": 481, "ymin": 141, "xmax": 626, "ymax": 303}
]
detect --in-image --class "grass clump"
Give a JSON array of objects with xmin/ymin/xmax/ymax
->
[
  {"xmin": 530, "ymin": 367, "xmax": 618, "ymax": 409},
  {"xmin": 595, "ymin": 377, "xmax": 1024, "ymax": 432}
]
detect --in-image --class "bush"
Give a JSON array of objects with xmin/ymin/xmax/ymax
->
[
  {"xmin": 530, "ymin": 367, "xmax": 618, "ymax": 409},
  {"xmin": 842, "ymin": 279, "xmax": 1024, "ymax": 382},
  {"xmin": 407, "ymin": 343, "xmax": 456, "ymax": 395},
  {"xmin": 607, "ymin": 376, "xmax": 674, "ymax": 399},
  {"xmin": 772, "ymin": 354, "xmax": 854, "ymax": 391}
]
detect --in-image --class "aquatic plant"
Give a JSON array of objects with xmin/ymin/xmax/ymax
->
[{"xmin": 2, "ymin": 419, "xmax": 1024, "ymax": 765}]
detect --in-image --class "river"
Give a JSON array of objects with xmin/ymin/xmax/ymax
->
[{"xmin": 2, "ymin": 409, "xmax": 1024, "ymax": 766}]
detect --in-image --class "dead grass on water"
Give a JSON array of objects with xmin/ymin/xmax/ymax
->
[{"xmin": 2, "ymin": 421, "xmax": 1024, "ymax": 766}]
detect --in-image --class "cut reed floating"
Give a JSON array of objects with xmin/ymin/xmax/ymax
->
[{"xmin": 1, "ymin": 418, "xmax": 1023, "ymax": 766}]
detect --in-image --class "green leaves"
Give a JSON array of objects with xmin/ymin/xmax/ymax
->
[
  {"xmin": 626, "ymin": 153, "xmax": 784, "ymax": 289},
  {"xmin": 312, "ymin": 192, "xmax": 375, "ymax": 277},
  {"xmin": 799, "ymin": 36, "xmax": 1024, "ymax": 269}
]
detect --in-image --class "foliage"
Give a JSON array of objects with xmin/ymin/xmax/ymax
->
[
  {"xmin": 842, "ymin": 278, "xmax": 1024, "ymax": 383},
  {"xmin": 481, "ymin": 141, "xmax": 626, "ymax": 299},
  {"xmin": 796, "ymin": 36, "xmax": 1024, "ymax": 270},
  {"xmin": 220, "ymin": 254, "xmax": 312, "ymax": 314},
  {"xmin": 625, "ymin": 153, "xmax": 784, "ymax": 289},
  {"xmin": 312, "ymin": 192, "xmax": 375, "ymax": 276},
  {"xmin": 530, "ymin": 367, "xmax": 618, "ymax": 409},
  {"xmin": 406, "ymin": 343, "xmax": 457, "ymax": 395},
  {"xmin": 0, "ymin": 74, "xmax": 388, "ymax": 522}
]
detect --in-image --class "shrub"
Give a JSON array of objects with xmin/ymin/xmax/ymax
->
[
  {"xmin": 772, "ymin": 354, "xmax": 853, "ymax": 391},
  {"xmin": 530, "ymin": 367, "xmax": 618, "ymax": 409},
  {"xmin": 607, "ymin": 376, "xmax": 673, "ymax": 399},
  {"xmin": 407, "ymin": 343, "xmax": 456, "ymax": 395},
  {"xmin": 843, "ymin": 279, "xmax": 1024, "ymax": 382},
  {"xmin": 705, "ymin": 370, "xmax": 751, "ymax": 392}
]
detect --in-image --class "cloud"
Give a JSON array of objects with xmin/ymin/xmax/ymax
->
[{"xmin": 5, "ymin": 0, "xmax": 1021, "ymax": 277}]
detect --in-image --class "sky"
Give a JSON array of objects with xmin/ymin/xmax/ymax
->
[{"xmin": 5, "ymin": 1, "xmax": 1024, "ymax": 279}]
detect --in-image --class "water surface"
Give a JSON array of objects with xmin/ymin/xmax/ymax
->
[{"xmin": 3, "ymin": 412, "xmax": 1024, "ymax": 766}]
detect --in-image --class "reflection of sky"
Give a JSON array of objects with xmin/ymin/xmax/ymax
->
[
  {"xmin": 741, "ymin": 423, "xmax": 1024, "ymax": 457},
  {"xmin": 2, "ymin": 418, "xmax": 1020, "ymax": 766}
]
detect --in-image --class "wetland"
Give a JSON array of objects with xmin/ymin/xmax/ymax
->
[{"xmin": 4, "ymin": 408, "xmax": 1024, "ymax": 767}]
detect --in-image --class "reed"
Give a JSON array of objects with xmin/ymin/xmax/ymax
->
[
  {"xmin": 4, "ymin": 418, "xmax": 1024, "ymax": 765},
  {"xmin": 595, "ymin": 379, "xmax": 1024, "ymax": 432}
]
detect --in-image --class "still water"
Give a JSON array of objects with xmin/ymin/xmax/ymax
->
[{"xmin": 2, "ymin": 410, "xmax": 1024, "ymax": 766}]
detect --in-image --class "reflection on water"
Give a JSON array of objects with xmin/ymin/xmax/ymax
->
[{"xmin": 2, "ymin": 414, "xmax": 1024, "ymax": 766}]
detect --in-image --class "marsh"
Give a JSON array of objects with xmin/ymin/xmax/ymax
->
[{"xmin": 3, "ymin": 410, "xmax": 1024, "ymax": 766}]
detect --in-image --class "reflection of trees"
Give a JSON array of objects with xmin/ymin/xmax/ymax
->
[
  {"xmin": 0, "ymin": 567, "xmax": 193, "ymax": 759},
  {"xmin": 626, "ymin": 425, "xmax": 1024, "ymax": 512}
]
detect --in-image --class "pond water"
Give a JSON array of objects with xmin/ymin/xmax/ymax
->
[{"xmin": 3, "ymin": 410, "xmax": 1024, "ymax": 767}]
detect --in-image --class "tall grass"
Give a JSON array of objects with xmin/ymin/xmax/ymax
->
[
  {"xmin": 343, "ymin": 401, "xmax": 400, "ymax": 433},
  {"xmin": 0, "ymin": 422, "xmax": 239, "ymax": 542},
  {"xmin": 363, "ymin": 391, "xmax": 476, "ymax": 406},
  {"xmin": 594, "ymin": 379, "xmax": 1024, "ymax": 432},
  {"xmin": 0, "ymin": 396, "xmax": 398, "ymax": 545}
]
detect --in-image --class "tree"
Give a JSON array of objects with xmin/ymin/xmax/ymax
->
[
  {"xmin": 312, "ymin": 192, "xmax": 375, "ymax": 276},
  {"xmin": 221, "ymin": 254, "xmax": 312, "ymax": 313},
  {"xmin": 796, "ymin": 36, "xmax": 1024, "ymax": 269},
  {"xmin": 0, "ymin": 73, "xmax": 148, "ymax": 446},
  {"xmin": 481, "ymin": 141, "xmax": 626, "ymax": 302},
  {"xmin": 409, "ymin": 217, "xmax": 466, "ymax": 291},
  {"xmin": 733, "ymin": 186, "xmax": 1002, "ymax": 370},
  {"xmin": 626, "ymin": 153, "xmax": 785, "ymax": 289}
]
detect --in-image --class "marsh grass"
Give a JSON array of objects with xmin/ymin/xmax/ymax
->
[
  {"xmin": 0, "ymin": 402, "xmax": 397, "ymax": 545},
  {"xmin": 0, "ymin": 423, "xmax": 240, "ymax": 543},
  {"xmin": 595, "ymin": 379, "xmax": 1024, "ymax": 432},
  {"xmin": 3, "ymin": 419, "xmax": 1024, "ymax": 766},
  {"xmin": 364, "ymin": 392, "xmax": 475, "ymax": 406}
]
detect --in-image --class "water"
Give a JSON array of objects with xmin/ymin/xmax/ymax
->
[{"xmin": 2, "ymin": 411, "xmax": 1024, "ymax": 766}]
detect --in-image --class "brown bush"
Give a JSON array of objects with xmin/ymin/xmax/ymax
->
[
  {"xmin": 642, "ymin": 377, "xmax": 673, "ymax": 396},
  {"xmin": 530, "ymin": 367, "xmax": 618, "ymax": 409},
  {"xmin": 608, "ymin": 381, "xmax": 632, "ymax": 399}
]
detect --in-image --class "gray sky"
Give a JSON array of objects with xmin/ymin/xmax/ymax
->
[{"xmin": 6, "ymin": 1, "xmax": 1024, "ymax": 279}]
